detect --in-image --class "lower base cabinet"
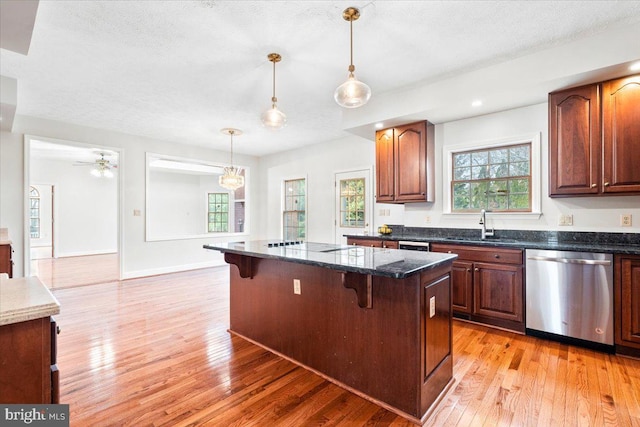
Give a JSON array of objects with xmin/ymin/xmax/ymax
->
[
  {"xmin": 615, "ymin": 254, "xmax": 640, "ymax": 356},
  {"xmin": 431, "ymin": 243, "xmax": 524, "ymax": 332},
  {"xmin": 0, "ymin": 316, "xmax": 59, "ymax": 403}
]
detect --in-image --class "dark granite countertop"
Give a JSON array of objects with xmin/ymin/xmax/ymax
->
[
  {"xmin": 204, "ymin": 240, "xmax": 457, "ymax": 279},
  {"xmin": 346, "ymin": 227, "xmax": 640, "ymax": 255}
]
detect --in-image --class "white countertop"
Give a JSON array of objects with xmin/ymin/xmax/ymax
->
[{"xmin": 0, "ymin": 276, "xmax": 60, "ymax": 326}]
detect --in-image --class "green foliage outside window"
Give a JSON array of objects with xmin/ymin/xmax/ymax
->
[
  {"xmin": 340, "ymin": 178, "xmax": 365, "ymax": 227},
  {"xmin": 208, "ymin": 193, "xmax": 229, "ymax": 232},
  {"xmin": 452, "ymin": 144, "xmax": 531, "ymax": 212},
  {"xmin": 283, "ymin": 179, "xmax": 306, "ymax": 240}
]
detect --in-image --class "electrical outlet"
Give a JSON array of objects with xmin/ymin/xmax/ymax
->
[
  {"xmin": 293, "ymin": 279, "xmax": 301, "ymax": 295},
  {"xmin": 558, "ymin": 214, "xmax": 573, "ymax": 226},
  {"xmin": 429, "ymin": 296, "xmax": 436, "ymax": 318},
  {"xmin": 425, "ymin": 215, "xmax": 431, "ymax": 224},
  {"xmin": 621, "ymin": 214, "xmax": 632, "ymax": 227}
]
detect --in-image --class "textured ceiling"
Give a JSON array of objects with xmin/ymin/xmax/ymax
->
[{"xmin": 2, "ymin": 1, "xmax": 640, "ymax": 156}]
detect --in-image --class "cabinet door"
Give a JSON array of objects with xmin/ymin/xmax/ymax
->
[
  {"xmin": 616, "ymin": 255, "xmax": 640, "ymax": 348},
  {"xmin": 548, "ymin": 84, "xmax": 600, "ymax": 196},
  {"xmin": 375, "ymin": 129, "xmax": 395, "ymax": 202},
  {"xmin": 0, "ymin": 244, "xmax": 12, "ymax": 278},
  {"xmin": 602, "ymin": 75, "xmax": 640, "ymax": 194},
  {"xmin": 473, "ymin": 262, "xmax": 523, "ymax": 322},
  {"xmin": 451, "ymin": 260, "xmax": 473, "ymax": 314},
  {"xmin": 394, "ymin": 122, "xmax": 429, "ymax": 202}
]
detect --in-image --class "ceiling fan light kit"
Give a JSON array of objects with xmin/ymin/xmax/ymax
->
[
  {"xmin": 334, "ymin": 7, "xmax": 371, "ymax": 109},
  {"xmin": 219, "ymin": 128, "xmax": 245, "ymax": 191}
]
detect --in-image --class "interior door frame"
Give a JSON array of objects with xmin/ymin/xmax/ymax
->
[
  {"xmin": 334, "ymin": 167, "xmax": 374, "ymax": 244},
  {"xmin": 23, "ymin": 135, "xmax": 123, "ymax": 279}
]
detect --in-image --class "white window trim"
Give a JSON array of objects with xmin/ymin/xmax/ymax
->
[
  {"xmin": 442, "ymin": 132, "xmax": 542, "ymax": 220},
  {"xmin": 281, "ymin": 176, "xmax": 308, "ymax": 240}
]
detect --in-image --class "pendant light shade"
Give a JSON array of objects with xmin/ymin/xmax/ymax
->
[
  {"xmin": 261, "ymin": 53, "xmax": 287, "ymax": 129},
  {"xmin": 335, "ymin": 7, "xmax": 371, "ymax": 108},
  {"xmin": 219, "ymin": 128, "xmax": 245, "ymax": 191}
]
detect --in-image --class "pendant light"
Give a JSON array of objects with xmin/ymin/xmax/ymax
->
[
  {"xmin": 219, "ymin": 128, "xmax": 244, "ymax": 191},
  {"xmin": 334, "ymin": 7, "xmax": 371, "ymax": 108},
  {"xmin": 261, "ymin": 53, "xmax": 287, "ymax": 129}
]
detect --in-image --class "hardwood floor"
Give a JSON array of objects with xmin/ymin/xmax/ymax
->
[
  {"xmin": 51, "ymin": 267, "xmax": 640, "ymax": 426},
  {"xmin": 33, "ymin": 253, "xmax": 119, "ymax": 289}
]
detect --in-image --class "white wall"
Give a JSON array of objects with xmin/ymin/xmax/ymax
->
[
  {"xmin": 0, "ymin": 131, "xmax": 24, "ymax": 276},
  {"xmin": 31, "ymin": 158, "xmax": 117, "ymax": 256},
  {"xmin": 0, "ymin": 115, "xmax": 260, "ymax": 279},
  {"xmin": 260, "ymin": 103, "xmax": 640, "ymax": 237},
  {"xmin": 257, "ymin": 136, "xmax": 376, "ymax": 243}
]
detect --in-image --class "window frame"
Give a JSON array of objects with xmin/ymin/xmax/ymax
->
[
  {"xmin": 443, "ymin": 133, "xmax": 542, "ymax": 219},
  {"xmin": 29, "ymin": 186, "xmax": 41, "ymax": 239},
  {"xmin": 207, "ymin": 192, "xmax": 230, "ymax": 233},
  {"xmin": 282, "ymin": 177, "xmax": 307, "ymax": 241}
]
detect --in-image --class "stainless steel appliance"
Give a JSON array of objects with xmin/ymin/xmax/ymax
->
[
  {"xmin": 525, "ymin": 249, "xmax": 613, "ymax": 349},
  {"xmin": 398, "ymin": 241, "xmax": 430, "ymax": 251}
]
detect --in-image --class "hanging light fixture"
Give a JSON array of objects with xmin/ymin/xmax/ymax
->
[
  {"xmin": 334, "ymin": 6, "xmax": 371, "ymax": 108},
  {"xmin": 261, "ymin": 53, "xmax": 287, "ymax": 129},
  {"xmin": 219, "ymin": 128, "xmax": 244, "ymax": 191}
]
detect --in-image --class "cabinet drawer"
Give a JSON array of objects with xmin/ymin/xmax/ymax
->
[{"xmin": 431, "ymin": 243, "xmax": 523, "ymax": 265}]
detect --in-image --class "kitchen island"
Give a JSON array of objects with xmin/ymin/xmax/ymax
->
[{"xmin": 204, "ymin": 241, "xmax": 457, "ymax": 424}]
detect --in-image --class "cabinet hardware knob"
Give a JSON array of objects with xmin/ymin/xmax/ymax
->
[
  {"xmin": 603, "ymin": 182, "xmax": 610, "ymax": 187},
  {"xmin": 466, "ymin": 269, "xmax": 471, "ymax": 272},
  {"xmin": 494, "ymin": 254, "xmax": 500, "ymax": 258},
  {"xmin": 370, "ymin": 244, "xmax": 375, "ymax": 247},
  {"xmin": 448, "ymin": 251, "xmax": 452, "ymax": 254},
  {"xmin": 591, "ymin": 183, "xmax": 597, "ymax": 188},
  {"xmin": 56, "ymin": 326, "xmax": 61, "ymax": 335},
  {"xmin": 474, "ymin": 268, "xmax": 479, "ymax": 272}
]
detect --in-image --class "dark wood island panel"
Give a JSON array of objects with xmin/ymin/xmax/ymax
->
[{"xmin": 224, "ymin": 254, "xmax": 453, "ymax": 424}]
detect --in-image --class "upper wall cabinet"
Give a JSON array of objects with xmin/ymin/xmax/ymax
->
[
  {"xmin": 549, "ymin": 74, "xmax": 640, "ymax": 197},
  {"xmin": 375, "ymin": 121, "xmax": 435, "ymax": 203}
]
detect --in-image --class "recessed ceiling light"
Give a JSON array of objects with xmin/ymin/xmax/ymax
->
[
  {"xmin": 375, "ymin": 123, "xmax": 384, "ymax": 129},
  {"xmin": 471, "ymin": 100, "xmax": 482, "ymax": 107},
  {"xmin": 630, "ymin": 61, "xmax": 640, "ymax": 72}
]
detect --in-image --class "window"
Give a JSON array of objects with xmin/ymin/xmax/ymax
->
[
  {"xmin": 339, "ymin": 178, "xmax": 365, "ymax": 227},
  {"xmin": 283, "ymin": 178, "xmax": 306, "ymax": 240},
  {"xmin": 207, "ymin": 193, "xmax": 229, "ymax": 233},
  {"xmin": 29, "ymin": 186, "xmax": 40, "ymax": 238},
  {"xmin": 451, "ymin": 143, "xmax": 531, "ymax": 212}
]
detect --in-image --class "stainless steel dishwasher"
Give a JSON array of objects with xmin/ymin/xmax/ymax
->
[{"xmin": 525, "ymin": 249, "xmax": 613, "ymax": 350}]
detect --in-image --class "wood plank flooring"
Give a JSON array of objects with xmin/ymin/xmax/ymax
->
[
  {"xmin": 33, "ymin": 253, "xmax": 119, "ymax": 289},
  {"xmin": 51, "ymin": 267, "xmax": 640, "ymax": 426}
]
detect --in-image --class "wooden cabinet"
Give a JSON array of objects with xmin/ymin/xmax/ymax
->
[
  {"xmin": 0, "ymin": 243, "xmax": 13, "ymax": 278},
  {"xmin": 346, "ymin": 237, "xmax": 398, "ymax": 249},
  {"xmin": 431, "ymin": 243, "xmax": 524, "ymax": 332},
  {"xmin": 0, "ymin": 316, "xmax": 59, "ymax": 403},
  {"xmin": 615, "ymin": 254, "xmax": 640, "ymax": 356},
  {"xmin": 602, "ymin": 76, "xmax": 640, "ymax": 194},
  {"xmin": 450, "ymin": 260, "xmax": 473, "ymax": 314},
  {"xmin": 549, "ymin": 74, "xmax": 640, "ymax": 197},
  {"xmin": 375, "ymin": 121, "xmax": 435, "ymax": 203}
]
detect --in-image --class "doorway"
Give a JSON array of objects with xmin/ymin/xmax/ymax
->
[
  {"xmin": 334, "ymin": 168, "xmax": 373, "ymax": 244},
  {"xmin": 27, "ymin": 137, "xmax": 121, "ymax": 289}
]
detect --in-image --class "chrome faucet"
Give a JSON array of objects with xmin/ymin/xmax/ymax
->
[{"xmin": 479, "ymin": 209, "xmax": 494, "ymax": 239}]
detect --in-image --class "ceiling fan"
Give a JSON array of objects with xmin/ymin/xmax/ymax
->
[{"xmin": 73, "ymin": 152, "xmax": 118, "ymax": 177}]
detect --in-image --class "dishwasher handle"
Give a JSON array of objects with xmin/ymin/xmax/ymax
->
[{"xmin": 527, "ymin": 255, "xmax": 611, "ymax": 266}]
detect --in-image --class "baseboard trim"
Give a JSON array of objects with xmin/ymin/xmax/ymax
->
[{"xmin": 122, "ymin": 260, "xmax": 226, "ymax": 280}]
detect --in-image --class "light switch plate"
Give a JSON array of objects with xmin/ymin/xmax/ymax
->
[
  {"xmin": 293, "ymin": 279, "xmax": 301, "ymax": 295},
  {"xmin": 429, "ymin": 296, "xmax": 436, "ymax": 318}
]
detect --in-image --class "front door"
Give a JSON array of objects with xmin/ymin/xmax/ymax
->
[{"xmin": 334, "ymin": 169, "xmax": 373, "ymax": 244}]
